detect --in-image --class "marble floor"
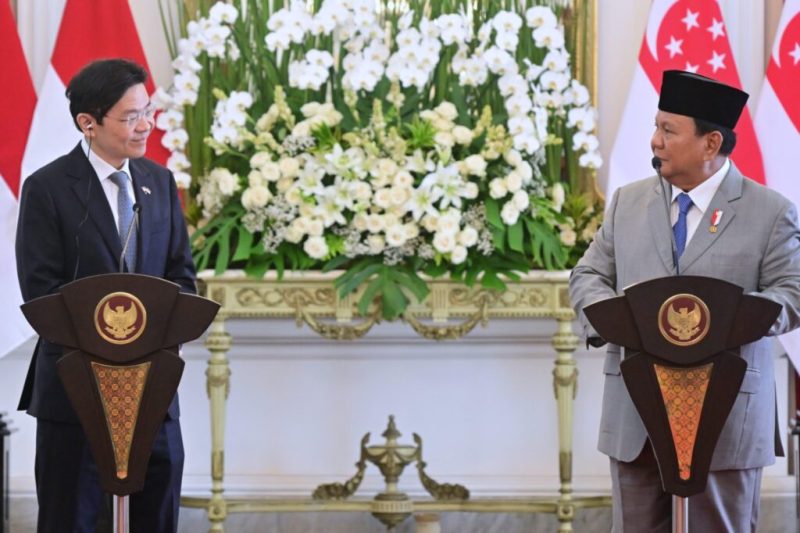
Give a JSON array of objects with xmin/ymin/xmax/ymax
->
[{"xmin": 7, "ymin": 496, "xmax": 798, "ymax": 532}]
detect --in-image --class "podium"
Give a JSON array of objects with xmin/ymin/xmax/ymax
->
[
  {"xmin": 583, "ymin": 276, "xmax": 781, "ymax": 532},
  {"xmin": 20, "ymin": 273, "xmax": 219, "ymax": 532}
]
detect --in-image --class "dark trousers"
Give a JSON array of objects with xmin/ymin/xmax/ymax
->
[
  {"xmin": 34, "ymin": 418, "xmax": 184, "ymax": 533},
  {"xmin": 610, "ymin": 441, "xmax": 762, "ymax": 533}
]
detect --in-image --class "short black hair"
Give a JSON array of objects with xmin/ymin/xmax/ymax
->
[
  {"xmin": 66, "ymin": 58, "xmax": 148, "ymax": 131},
  {"xmin": 693, "ymin": 118, "xmax": 737, "ymax": 156}
]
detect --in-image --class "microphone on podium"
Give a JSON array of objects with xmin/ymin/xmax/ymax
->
[{"xmin": 119, "ymin": 203, "xmax": 141, "ymax": 273}]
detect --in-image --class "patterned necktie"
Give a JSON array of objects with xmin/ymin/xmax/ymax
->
[
  {"xmin": 673, "ymin": 192, "xmax": 693, "ymax": 259},
  {"xmin": 109, "ymin": 171, "xmax": 137, "ymax": 271}
]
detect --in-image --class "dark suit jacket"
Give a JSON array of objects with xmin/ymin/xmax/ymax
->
[{"xmin": 15, "ymin": 142, "xmax": 196, "ymax": 423}]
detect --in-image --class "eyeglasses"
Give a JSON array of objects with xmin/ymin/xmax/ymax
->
[{"xmin": 105, "ymin": 104, "xmax": 156, "ymax": 127}]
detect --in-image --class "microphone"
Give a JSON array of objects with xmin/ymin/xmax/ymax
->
[
  {"xmin": 651, "ymin": 156, "xmax": 663, "ymax": 176},
  {"xmin": 119, "ymin": 203, "xmax": 141, "ymax": 273}
]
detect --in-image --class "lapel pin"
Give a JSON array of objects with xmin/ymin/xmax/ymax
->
[
  {"xmin": 709, "ymin": 209, "xmax": 722, "ymax": 233},
  {"xmin": 141, "ymin": 186, "xmax": 152, "ymax": 195}
]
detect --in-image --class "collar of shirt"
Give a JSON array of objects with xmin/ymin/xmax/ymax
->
[
  {"xmin": 81, "ymin": 138, "xmax": 132, "ymax": 184},
  {"xmin": 670, "ymin": 158, "xmax": 730, "ymax": 215}
]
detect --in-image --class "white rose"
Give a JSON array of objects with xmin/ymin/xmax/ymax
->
[
  {"xmin": 450, "ymin": 245, "xmax": 468, "ymax": 264},
  {"xmin": 210, "ymin": 168, "xmax": 239, "ymax": 195},
  {"xmin": 389, "ymin": 186, "xmax": 410, "ymax": 206},
  {"xmin": 250, "ymin": 152, "xmax": 272, "ymax": 169},
  {"xmin": 517, "ymin": 162, "xmax": 533, "ymax": 182},
  {"xmin": 353, "ymin": 182, "xmax": 372, "ymax": 202},
  {"xmin": 366, "ymin": 214, "xmax": 385, "ymax": 233},
  {"xmin": 279, "ymin": 157, "xmax": 301, "ymax": 179},
  {"xmin": 434, "ymin": 101, "xmax": 458, "ymax": 121},
  {"xmin": 393, "ymin": 170, "xmax": 414, "ymax": 189},
  {"xmin": 261, "ymin": 162, "xmax": 281, "ymax": 182},
  {"xmin": 277, "ymin": 177, "xmax": 294, "ymax": 193},
  {"xmin": 241, "ymin": 186, "xmax": 272, "ymax": 210},
  {"xmin": 504, "ymin": 149, "xmax": 523, "ymax": 167},
  {"xmin": 367, "ymin": 234, "xmax": 386, "ymax": 254},
  {"xmin": 436, "ymin": 212, "xmax": 461, "ymax": 235},
  {"xmin": 512, "ymin": 190, "xmax": 530, "ymax": 211},
  {"xmin": 374, "ymin": 188, "xmax": 393, "ymax": 209},
  {"xmin": 385, "ymin": 224, "xmax": 408, "ymax": 247},
  {"xmin": 464, "ymin": 154, "xmax": 487, "ymax": 177},
  {"xmin": 560, "ymin": 228, "xmax": 577, "ymax": 246},
  {"xmin": 306, "ymin": 218, "xmax": 324, "ymax": 236},
  {"xmin": 304, "ymin": 236, "xmax": 329, "ymax": 259},
  {"xmin": 404, "ymin": 223, "xmax": 420, "ymax": 240},
  {"xmin": 248, "ymin": 170, "xmax": 266, "ymax": 188},
  {"xmin": 284, "ymin": 225, "xmax": 304, "ymax": 243},
  {"xmin": 452, "ymin": 125, "xmax": 474, "ymax": 145},
  {"xmin": 501, "ymin": 202, "xmax": 520, "ymax": 225},
  {"xmin": 376, "ymin": 158, "xmax": 399, "ymax": 179},
  {"xmin": 433, "ymin": 232, "xmax": 456, "ymax": 253},
  {"xmin": 422, "ymin": 214, "xmax": 439, "ymax": 233},
  {"xmin": 285, "ymin": 186, "xmax": 304, "ymax": 205},
  {"xmin": 434, "ymin": 131, "xmax": 455, "ymax": 148},
  {"xmin": 458, "ymin": 226, "xmax": 479, "ymax": 247},
  {"xmin": 505, "ymin": 171, "xmax": 523, "ymax": 192},
  {"xmin": 462, "ymin": 182, "xmax": 479, "ymax": 199},
  {"xmin": 353, "ymin": 213, "xmax": 369, "ymax": 232},
  {"xmin": 489, "ymin": 177, "xmax": 508, "ymax": 199},
  {"xmin": 292, "ymin": 120, "xmax": 311, "ymax": 137}
]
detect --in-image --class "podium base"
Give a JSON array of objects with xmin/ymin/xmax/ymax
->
[
  {"xmin": 113, "ymin": 495, "xmax": 129, "ymax": 533},
  {"xmin": 672, "ymin": 495, "xmax": 688, "ymax": 533}
]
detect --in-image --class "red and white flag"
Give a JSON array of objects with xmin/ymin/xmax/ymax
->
[
  {"xmin": 21, "ymin": 0, "xmax": 168, "ymax": 180},
  {"xmin": 607, "ymin": 0, "xmax": 765, "ymax": 200},
  {"xmin": 0, "ymin": 0, "xmax": 37, "ymax": 356},
  {"xmin": 754, "ymin": 0, "xmax": 800, "ymax": 371}
]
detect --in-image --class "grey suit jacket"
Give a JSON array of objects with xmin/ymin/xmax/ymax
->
[{"xmin": 569, "ymin": 163, "xmax": 800, "ymax": 470}]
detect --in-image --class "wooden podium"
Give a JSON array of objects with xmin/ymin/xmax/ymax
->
[
  {"xmin": 20, "ymin": 273, "xmax": 219, "ymax": 531},
  {"xmin": 583, "ymin": 276, "xmax": 781, "ymax": 531}
]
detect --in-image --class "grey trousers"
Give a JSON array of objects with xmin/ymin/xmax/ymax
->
[{"xmin": 609, "ymin": 442, "xmax": 762, "ymax": 533}]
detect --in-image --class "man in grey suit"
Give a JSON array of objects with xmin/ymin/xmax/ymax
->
[{"xmin": 570, "ymin": 70, "xmax": 800, "ymax": 531}]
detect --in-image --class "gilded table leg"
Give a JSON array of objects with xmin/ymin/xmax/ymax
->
[
  {"xmin": 552, "ymin": 315, "xmax": 579, "ymax": 532},
  {"xmin": 205, "ymin": 314, "xmax": 232, "ymax": 533}
]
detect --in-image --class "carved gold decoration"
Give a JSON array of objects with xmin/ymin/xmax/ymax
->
[
  {"xmin": 94, "ymin": 292, "xmax": 147, "ymax": 345},
  {"xmin": 294, "ymin": 306, "xmax": 381, "ymax": 340},
  {"xmin": 92, "ymin": 361, "xmax": 151, "ymax": 479},
  {"xmin": 206, "ymin": 367, "xmax": 232, "ymax": 399},
  {"xmin": 552, "ymin": 367, "xmax": 579, "ymax": 400},
  {"xmin": 403, "ymin": 296, "xmax": 488, "ymax": 340},
  {"xmin": 314, "ymin": 416, "xmax": 469, "ymax": 529}
]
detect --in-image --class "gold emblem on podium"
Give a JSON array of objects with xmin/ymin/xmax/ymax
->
[
  {"xmin": 94, "ymin": 292, "xmax": 147, "ymax": 345},
  {"xmin": 658, "ymin": 294, "xmax": 710, "ymax": 347}
]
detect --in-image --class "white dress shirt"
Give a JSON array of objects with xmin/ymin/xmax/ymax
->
[
  {"xmin": 81, "ymin": 139, "xmax": 134, "ymax": 229},
  {"xmin": 669, "ymin": 158, "xmax": 730, "ymax": 246}
]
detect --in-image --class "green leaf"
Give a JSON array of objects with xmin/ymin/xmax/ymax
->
[
  {"xmin": 507, "ymin": 220, "xmax": 524, "ymax": 252},
  {"xmin": 233, "ymin": 227, "xmax": 254, "ymax": 262},
  {"xmin": 380, "ymin": 279, "xmax": 408, "ymax": 320},
  {"xmin": 357, "ymin": 276, "xmax": 384, "ymax": 316},
  {"xmin": 391, "ymin": 268, "xmax": 429, "ymax": 302},
  {"xmin": 336, "ymin": 261, "xmax": 383, "ymax": 296},
  {"xmin": 480, "ymin": 269, "xmax": 507, "ymax": 291},
  {"xmin": 484, "ymin": 198, "xmax": 503, "ymax": 229}
]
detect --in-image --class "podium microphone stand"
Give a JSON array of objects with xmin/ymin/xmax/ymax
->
[
  {"xmin": 584, "ymin": 276, "xmax": 781, "ymax": 533},
  {"xmin": 20, "ymin": 273, "xmax": 219, "ymax": 533}
]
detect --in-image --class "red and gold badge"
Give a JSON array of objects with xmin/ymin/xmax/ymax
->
[
  {"xmin": 94, "ymin": 292, "xmax": 147, "ymax": 345},
  {"xmin": 658, "ymin": 294, "xmax": 710, "ymax": 347}
]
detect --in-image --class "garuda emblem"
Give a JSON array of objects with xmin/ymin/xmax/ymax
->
[
  {"xmin": 658, "ymin": 294, "xmax": 710, "ymax": 347},
  {"xmin": 94, "ymin": 292, "xmax": 146, "ymax": 345}
]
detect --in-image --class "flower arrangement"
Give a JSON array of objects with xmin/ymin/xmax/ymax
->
[{"xmin": 156, "ymin": 0, "xmax": 603, "ymax": 318}]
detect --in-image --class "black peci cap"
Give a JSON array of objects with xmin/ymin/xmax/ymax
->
[{"xmin": 658, "ymin": 70, "xmax": 749, "ymax": 129}]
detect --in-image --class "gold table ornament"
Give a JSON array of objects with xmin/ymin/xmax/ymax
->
[{"xmin": 183, "ymin": 270, "xmax": 610, "ymax": 532}]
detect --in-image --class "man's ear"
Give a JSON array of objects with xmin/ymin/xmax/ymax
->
[
  {"xmin": 704, "ymin": 130, "xmax": 723, "ymax": 160},
  {"xmin": 76, "ymin": 112, "xmax": 95, "ymax": 137}
]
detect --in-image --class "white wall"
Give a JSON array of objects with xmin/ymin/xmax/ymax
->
[{"xmin": 3, "ymin": 0, "xmax": 794, "ymax": 504}]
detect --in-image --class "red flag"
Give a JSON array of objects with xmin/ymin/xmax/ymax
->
[
  {"xmin": 0, "ymin": 0, "xmax": 36, "ymax": 355},
  {"xmin": 755, "ymin": 0, "xmax": 800, "ymax": 372},
  {"xmin": 21, "ymin": 0, "xmax": 168, "ymax": 179},
  {"xmin": 608, "ymin": 0, "xmax": 765, "ymax": 199}
]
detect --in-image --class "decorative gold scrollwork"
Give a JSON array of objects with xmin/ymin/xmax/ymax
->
[
  {"xmin": 552, "ymin": 367, "xmax": 579, "ymax": 400},
  {"xmin": 293, "ymin": 307, "xmax": 381, "ymax": 340},
  {"xmin": 312, "ymin": 434, "xmax": 369, "ymax": 500},
  {"xmin": 403, "ymin": 296, "xmax": 489, "ymax": 340},
  {"xmin": 414, "ymin": 434, "xmax": 470, "ymax": 501}
]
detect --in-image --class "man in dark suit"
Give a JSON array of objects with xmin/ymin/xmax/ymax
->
[{"xmin": 15, "ymin": 58, "xmax": 196, "ymax": 533}]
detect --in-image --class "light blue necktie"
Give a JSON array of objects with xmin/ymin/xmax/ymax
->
[
  {"xmin": 109, "ymin": 171, "xmax": 137, "ymax": 271},
  {"xmin": 673, "ymin": 192, "xmax": 693, "ymax": 259}
]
